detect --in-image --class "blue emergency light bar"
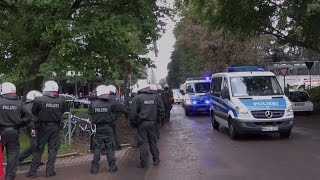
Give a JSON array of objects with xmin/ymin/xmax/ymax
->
[
  {"xmin": 227, "ymin": 66, "xmax": 265, "ymax": 72},
  {"xmin": 186, "ymin": 77, "xmax": 211, "ymax": 81}
]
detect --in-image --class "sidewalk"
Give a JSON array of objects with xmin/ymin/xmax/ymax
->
[{"xmin": 16, "ymin": 147, "xmax": 129, "ymax": 179}]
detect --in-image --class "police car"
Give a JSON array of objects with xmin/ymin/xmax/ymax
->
[
  {"xmin": 210, "ymin": 66, "xmax": 294, "ymax": 139},
  {"xmin": 180, "ymin": 77, "xmax": 211, "ymax": 116}
]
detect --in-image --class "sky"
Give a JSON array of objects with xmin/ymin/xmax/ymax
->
[{"xmin": 146, "ymin": 0, "xmax": 177, "ymax": 83}]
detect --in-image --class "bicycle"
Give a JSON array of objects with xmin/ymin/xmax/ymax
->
[{"xmin": 60, "ymin": 112, "xmax": 96, "ymax": 144}]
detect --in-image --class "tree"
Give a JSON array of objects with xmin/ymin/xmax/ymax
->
[
  {"xmin": 167, "ymin": 17, "xmax": 271, "ymax": 87},
  {"xmin": 0, "ymin": 0, "xmax": 171, "ymax": 94},
  {"xmin": 158, "ymin": 78, "xmax": 167, "ymax": 87},
  {"xmin": 178, "ymin": 0, "xmax": 320, "ymax": 53}
]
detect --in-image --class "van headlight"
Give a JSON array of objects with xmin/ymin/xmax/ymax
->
[
  {"xmin": 286, "ymin": 105, "xmax": 294, "ymax": 117},
  {"xmin": 236, "ymin": 107, "xmax": 251, "ymax": 119}
]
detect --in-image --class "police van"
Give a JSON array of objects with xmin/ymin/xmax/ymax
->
[
  {"xmin": 180, "ymin": 77, "xmax": 211, "ymax": 116},
  {"xmin": 210, "ymin": 66, "xmax": 294, "ymax": 139}
]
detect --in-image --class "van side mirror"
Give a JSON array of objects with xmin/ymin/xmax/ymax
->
[
  {"xmin": 180, "ymin": 90, "xmax": 185, "ymax": 95},
  {"xmin": 221, "ymin": 88, "xmax": 230, "ymax": 100}
]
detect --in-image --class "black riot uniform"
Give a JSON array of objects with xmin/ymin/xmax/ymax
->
[
  {"xmin": 128, "ymin": 93, "xmax": 138, "ymax": 147},
  {"xmin": 27, "ymin": 93, "xmax": 68, "ymax": 178},
  {"xmin": 154, "ymin": 89, "xmax": 165, "ymax": 139},
  {"xmin": 0, "ymin": 95, "xmax": 33, "ymax": 180},
  {"xmin": 89, "ymin": 97, "xmax": 128, "ymax": 174},
  {"xmin": 162, "ymin": 88, "xmax": 173, "ymax": 122},
  {"xmin": 129, "ymin": 88, "xmax": 165, "ymax": 168},
  {"xmin": 109, "ymin": 93, "xmax": 121, "ymax": 150},
  {"xmin": 18, "ymin": 101, "xmax": 43, "ymax": 165}
]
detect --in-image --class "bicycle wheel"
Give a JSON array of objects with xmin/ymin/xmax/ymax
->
[
  {"xmin": 59, "ymin": 120, "xmax": 76, "ymax": 144},
  {"xmin": 73, "ymin": 121, "xmax": 92, "ymax": 143}
]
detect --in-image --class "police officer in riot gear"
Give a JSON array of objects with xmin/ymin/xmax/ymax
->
[
  {"xmin": 18, "ymin": 90, "xmax": 44, "ymax": 165},
  {"xmin": 156, "ymin": 85, "xmax": 165, "ymax": 127},
  {"xmin": 107, "ymin": 84, "xmax": 122, "ymax": 150},
  {"xmin": 0, "ymin": 82, "xmax": 33, "ymax": 180},
  {"xmin": 129, "ymin": 88, "xmax": 138, "ymax": 147},
  {"xmin": 27, "ymin": 81, "xmax": 68, "ymax": 178},
  {"xmin": 129, "ymin": 83, "xmax": 165, "ymax": 168},
  {"xmin": 89, "ymin": 85, "xmax": 128, "ymax": 174},
  {"xmin": 150, "ymin": 84, "xmax": 164, "ymax": 140},
  {"xmin": 163, "ymin": 84, "xmax": 173, "ymax": 122}
]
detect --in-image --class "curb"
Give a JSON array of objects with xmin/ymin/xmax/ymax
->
[{"xmin": 3, "ymin": 152, "xmax": 79, "ymax": 166}]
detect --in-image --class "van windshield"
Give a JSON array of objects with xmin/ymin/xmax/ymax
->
[
  {"xmin": 186, "ymin": 82, "xmax": 210, "ymax": 94},
  {"xmin": 230, "ymin": 76, "xmax": 283, "ymax": 97}
]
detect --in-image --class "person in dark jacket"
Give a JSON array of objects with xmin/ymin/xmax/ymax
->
[
  {"xmin": 157, "ymin": 84, "xmax": 166, "ymax": 127},
  {"xmin": 26, "ymin": 81, "xmax": 69, "ymax": 178},
  {"xmin": 129, "ymin": 88, "xmax": 138, "ymax": 147},
  {"xmin": 151, "ymin": 84, "xmax": 164, "ymax": 139},
  {"xmin": 0, "ymin": 82, "xmax": 33, "ymax": 180},
  {"xmin": 107, "ymin": 85, "xmax": 122, "ymax": 150},
  {"xmin": 163, "ymin": 84, "xmax": 174, "ymax": 122},
  {"xmin": 89, "ymin": 85, "xmax": 128, "ymax": 174},
  {"xmin": 129, "ymin": 83, "xmax": 165, "ymax": 168},
  {"xmin": 18, "ymin": 90, "xmax": 44, "ymax": 165}
]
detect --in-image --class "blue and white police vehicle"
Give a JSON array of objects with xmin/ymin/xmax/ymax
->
[
  {"xmin": 181, "ymin": 77, "xmax": 211, "ymax": 116},
  {"xmin": 210, "ymin": 66, "xmax": 294, "ymax": 139}
]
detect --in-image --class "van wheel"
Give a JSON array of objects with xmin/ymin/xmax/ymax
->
[
  {"xmin": 229, "ymin": 119, "xmax": 239, "ymax": 140},
  {"xmin": 280, "ymin": 130, "xmax": 291, "ymax": 138},
  {"xmin": 211, "ymin": 113, "xmax": 219, "ymax": 130}
]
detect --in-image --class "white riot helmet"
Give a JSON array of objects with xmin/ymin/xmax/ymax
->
[
  {"xmin": 132, "ymin": 88, "xmax": 138, "ymax": 94},
  {"xmin": 137, "ymin": 82, "xmax": 151, "ymax": 93},
  {"xmin": 107, "ymin": 85, "xmax": 117, "ymax": 94},
  {"xmin": 42, "ymin": 80, "xmax": 59, "ymax": 93},
  {"xmin": 1, "ymin": 82, "xmax": 16, "ymax": 96},
  {"xmin": 26, "ymin": 90, "xmax": 43, "ymax": 102},
  {"xmin": 149, "ymin": 84, "xmax": 158, "ymax": 91},
  {"xmin": 96, "ymin": 85, "xmax": 111, "ymax": 99},
  {"xmin": 164, "ymin": 84, "xmax": 169, "ymax": 89}
]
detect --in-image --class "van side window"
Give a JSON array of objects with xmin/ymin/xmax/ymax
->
[{"xmin": 212, "ymin": 77, "xmax": 222, "ymax": 97}]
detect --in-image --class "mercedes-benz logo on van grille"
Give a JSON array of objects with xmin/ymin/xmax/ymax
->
[{"xmin": 265, "ymin": 111, "xmax": 273, "ymax": 118}]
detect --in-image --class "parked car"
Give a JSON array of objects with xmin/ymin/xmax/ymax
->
[
  {"xmin": 172, "ymin": 89, "xmax": 183, "ymax": 104},
  {"xmin": 288, "ymin": 90, "xmax": 314, "ymax": 114}
]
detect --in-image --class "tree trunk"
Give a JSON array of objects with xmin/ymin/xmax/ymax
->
[{"xmin": 22, "ymin": 76, "xmax": 43, "ymax": 100}]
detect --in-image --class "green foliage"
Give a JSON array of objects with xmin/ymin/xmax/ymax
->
[
  {"xmin": 307, "ymin": 87, "xmax": 320, "ymax": 111},
  {"xmin": 71, "ymin": 108, "xmax": 88, "ymax": 118},
  {"xmin": 0, "ymin": 0, "xmax": 171, "ymax": 89},
  {"xmin": 167, "ymin": 17, "xmax": 271, "ymax": 87},
  {"xmin": 158, "ymin": 78, "xmax": 167, "ymax": 87},
  {"xmin": 180, "ymin": 0, "xmax": 320, "ymax": 53}
]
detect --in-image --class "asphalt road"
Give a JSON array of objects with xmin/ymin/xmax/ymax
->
[{"xmin": 17, "ymin": 105, "xmax": 320, "ymax": 180}]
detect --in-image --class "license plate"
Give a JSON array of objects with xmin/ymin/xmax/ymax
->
[
  {"xmin": 261, "ymin": 126, "xmax": 278, "ymax": 132},
  {"xmin": 295, "ymin": 103, "xmax": 305, "ymax": 106},
  {"xmin": 197, "ymin": 108, "xmax": 207, "ymax": 111}
]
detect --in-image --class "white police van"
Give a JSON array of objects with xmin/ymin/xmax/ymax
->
[
  {"xmin": 210, "ymin": 66, "xmax": 294, "ymax": 139},
  {"xmin": 180, "ymin": 77, "xmax": 211, "ymax": 116}
]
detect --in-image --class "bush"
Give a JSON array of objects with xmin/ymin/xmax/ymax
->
[
  {"xmin": 307, "ymin": 87, "xmax": 320, "ymax": 111},
  {"xmin": 71, "ymin": 108, "xmax": 89, "ymax": 118},
  {"xmin": 62, "ymin": 108, "xmax": 89, "ymax": 119}
]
